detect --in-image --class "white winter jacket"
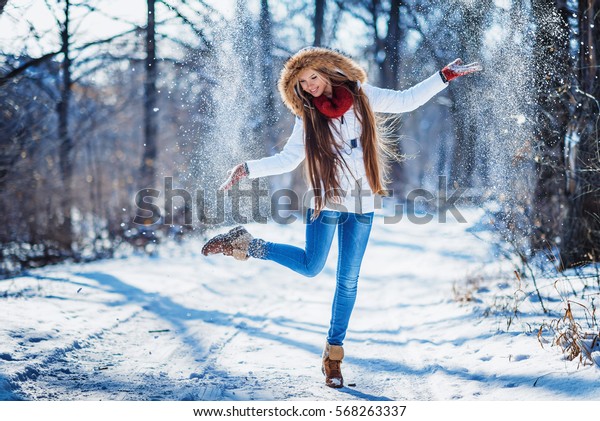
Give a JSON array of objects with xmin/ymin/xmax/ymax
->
[{"xmin": 246, "ymin": 72, "xmax": 448, "ymax": 214}]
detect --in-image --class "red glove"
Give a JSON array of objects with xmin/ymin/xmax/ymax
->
[
  {"xmin": 219, "ymin": 163, "xmax": 249, "ymax": 191},
  {"xmin": 440, "ymin": 58, "xmax": 482, "ymax": 83}
]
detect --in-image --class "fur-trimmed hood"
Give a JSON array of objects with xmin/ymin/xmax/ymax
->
[{"xmin": 278, "ymin": 47, "xmax": 368, "ymax": 116}]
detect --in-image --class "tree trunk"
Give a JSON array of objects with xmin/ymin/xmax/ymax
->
[
  {"xmin": 530, "ymin": 0, "xmax": 571, "ymax": 256},
  {"xmin": 140, "ymin": 0, "xmax": 158, "ymax": 198},
  {"xmin": 258, "ymin": 0, "xmax": 277, "ymax": 146},
  {"xmin": 379, "ymin": 0, "xmax": 401, "ymax": 89},
  {"xmin": 57, "ymin": 0, "xmax": 73, "ymax": 251},
  {"xmin": 560, "ymin": 0, "xmax": 600, "ymax": 268},
  {"xmin": 378, "ymin": 0, "xmax": 406, "ymax": 192},
  {"xmin": 367, "ymin": 0, "xmax": 383, "ymax": 78},
  {"xmin": 313, "ymin": 0, "xmax": 326, "ymax": 46}
]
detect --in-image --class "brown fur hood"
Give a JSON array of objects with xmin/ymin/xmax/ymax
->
[{"xmin": 278, "ymin": 47, "xmax": 368, "ymax": 116}]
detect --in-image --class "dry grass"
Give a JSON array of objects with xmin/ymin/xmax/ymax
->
[
  {"xmin": 452, "ymin": 275, "xmax": 483, "ymax": 303},
  {"xmin": 453, "ymin": 269, "xmax": 531, "ymax": 332},
  {"xmin": 453, "ymin": 262, "xmax": 600, "ymax": 368},
  {"xmin": 538, "ymin": 300, "xmax": 600, "ymax": 368}
]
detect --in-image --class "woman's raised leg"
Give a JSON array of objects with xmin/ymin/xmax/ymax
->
[{"xmin": 249, "ymin": 209, "xmax": 339, "ymax": 277}]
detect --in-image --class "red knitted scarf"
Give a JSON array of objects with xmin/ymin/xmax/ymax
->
[{"xmin": 312, "ymin": 86, "xmax": 354, "ymax": 118}]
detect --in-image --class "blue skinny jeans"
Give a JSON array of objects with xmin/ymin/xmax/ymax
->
[{"xmin": 249, "ymin": 209, "xmax": 374, "ymax": 346}]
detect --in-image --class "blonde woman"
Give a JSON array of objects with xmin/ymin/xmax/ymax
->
[{"xmin": 202, "ymin": 47, "xmax": 481, "ymax": 388}]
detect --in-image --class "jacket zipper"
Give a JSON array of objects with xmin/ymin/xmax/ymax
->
[{"xmin": 340, "ymin": 113, "xmax": 363, "ymax": 213}]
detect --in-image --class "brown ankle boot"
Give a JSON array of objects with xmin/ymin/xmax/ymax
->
[
  {"xmin": 201, "ymin": 226, "xmax": 253, "ymax": 261},
  {"xmin": 322, "ymin": 342, "xmax": 344, "ymax": 388}
]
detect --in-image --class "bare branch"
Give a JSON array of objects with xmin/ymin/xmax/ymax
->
[
  {"xmin": 178, "ymin": 0, "xmax": 222, "ymax": 18},
  {"xmin": 1, "ymin": 25, "xmax": 145, "ymax": 86},
  {"xmin": 76, "ymin": 2, "xmax": 143, "ymax": 29},
  {"xmin": 157, "ymin": 0, "xmax": 212, "ymax": 48},
  {"xmin": 334, "ymin": 0, "xmax": 371, "ymax": 27},
  {"xmin": 72, "ymin": 25, "xmax": 143, "ymax": 52},
  {"xmin": 43, "ymin": 0, "xmax": 62, "ymax": 31},
  {"xmin": 0, "ymin": 51, "xmax": 60, "ymax": 86}
]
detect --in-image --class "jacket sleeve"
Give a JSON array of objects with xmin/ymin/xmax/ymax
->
[
  {"xmin": 363, "ymin": 72, "xmax": 448, "ymax": 114},
  {"xmin": 246, "ymin": 117, "xmax": 305, "ymax": 179}
]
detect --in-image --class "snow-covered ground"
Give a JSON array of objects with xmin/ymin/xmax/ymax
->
[{"xmin": 1, "ymin": 206, "xmax": 600, "ymax": 402}]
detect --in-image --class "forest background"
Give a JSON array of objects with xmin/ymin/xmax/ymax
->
[{"xmin": 0, "ymin": 0, "xmax": 599, "ymax": 280}]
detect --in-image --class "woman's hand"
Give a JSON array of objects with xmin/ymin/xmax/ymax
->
[
  {"xmin": 440, "ymin": 59, "xmax": 482, "ymax": 82},
  {"xmin": 219, "ymin": 163, "xmax": 249, "ymax": 191}
]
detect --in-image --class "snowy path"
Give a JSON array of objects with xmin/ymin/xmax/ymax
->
[{"xmin": 2, "ymin": 208, "xmax": 600, "ymax": 401}]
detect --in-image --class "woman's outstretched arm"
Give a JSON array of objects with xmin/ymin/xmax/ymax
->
[
  {"xmin": 219, "ymin": 117, "xmax": 306, "ymax": 190},
  {"xmin": 364, "ymin": 59, "xmax": 481, "ymax": 114}
]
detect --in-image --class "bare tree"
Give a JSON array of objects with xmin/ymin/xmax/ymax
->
[
  {"xmin": 0, "ymin": 0, "xmax": 227, "ymax": 274},
  {"xmin": 258, "ymin": 0, "xmax": 278, "ymax": 146},
  {"xmin": 335, "ymin": 1, "xmax": 395, "ymax": 86},
  {"xmin": 56, "ymin": 0, "xmax": 74, "ymax": 250},
  {"xmin": 560, "ymin": 0, "xmax": 600, "ymax": 268},
  {"xmin": 140, "ymin": 0, "xmax": 158, "ymax": 196},
  {"xmin": 528, "ymin": 0, "xmax": 571, "ymax": 259},
  {"xmin": 379, "ymin": 0, "xmax": 401, "ymax": 89},
  {"xmin": 314, "ymin": 0, "xmax": 326, "ymax": 46}
]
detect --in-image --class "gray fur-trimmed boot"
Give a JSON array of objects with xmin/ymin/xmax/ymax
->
[
  {"xmin": 201, "ymin": 226, "xmax": 253, "ymax": 261},
  {"xmin": 230, "ymin": 229, "xmax": 253, "ymax": 261},
  {"xmin": 322, "ymin": 342, "xmax": 344, "ymax": 388}
]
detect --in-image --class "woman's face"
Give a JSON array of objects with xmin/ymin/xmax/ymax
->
[{"xmin": 298, "ymin": 68, "xmax": 332, "ymax": 98}]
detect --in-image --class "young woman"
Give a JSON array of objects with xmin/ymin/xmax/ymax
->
[{"xmin": 202, "ymin": 47, "xmax": 481, "ymax": 388}]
